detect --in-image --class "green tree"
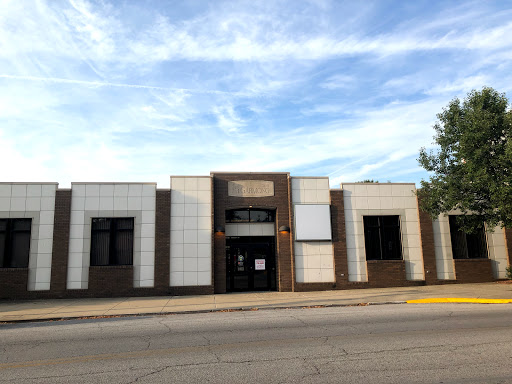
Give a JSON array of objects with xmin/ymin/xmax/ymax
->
[
  {"xmin": 357, "ymin": 179, "xmax": 379, "ymax": 183},
  {"xmin": 418, "ymin": 87, "xmax": 512, "ymax": 233}
]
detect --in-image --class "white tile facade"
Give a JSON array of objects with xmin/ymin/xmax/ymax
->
[
  {"xmin": 487, "ymin": 226, "xmax": 509, "ymax": 279},
  {"xmin": 432, "ymin": 214, "xmax": 456, "ymax": 280},
  {"xmin": 225, "ymin": 223, "xmax": 275, "ymax": 237},
  {"xmin": 170, "ymin": 177, "xmax": 212, "ymax": 287},
  {"xmin": 341, "ymin": 183, "xmax": 424, "ymax": 282},
  {"xmin": 67, "ymin": 183, "xmax": 157, "ymax": 289},
  {"xmin": 291, "ymin": 177, "xmax": 335, "ymax": 283},
  {"xmin": 433, "ymin": 214, "xmax": 509, "ymax": 279},
  {"xmin": 0, "ymin": 183, "xmax": 58, "ymax": 291}
]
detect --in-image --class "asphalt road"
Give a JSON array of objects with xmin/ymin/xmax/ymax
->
[{"xmin": 1, "ymin": 303, "xmax": 512, "ymax": 383}]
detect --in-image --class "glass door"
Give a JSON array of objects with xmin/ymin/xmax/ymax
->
[
  {"xmin": 251, "ymin": 245, "xmax": 271, "ymax": 290},
  {"xmin": 231, "ymin": 245, "xmax": 250, "ymax": 291},
  {"xmin": 226, "ymin": 237, "xmax": 276, "ymax": 292}
]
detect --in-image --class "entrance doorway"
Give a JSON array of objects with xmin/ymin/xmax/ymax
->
[{"xmin": 226, "ymin": 237, "xmax": 276, "ymax": 292}]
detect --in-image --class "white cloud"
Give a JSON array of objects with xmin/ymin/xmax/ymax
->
[
  {"xmin": 213, "ymin": 104, "xmax": 246, "ymax": 134},
  {"xmin": 2, "ymin": 0, "xmax": 510, "ymax": 67},
  {"xmin": 425, "ymin": 75, "xmax": 493, "ymax": 96},
  {"xmin": 320, "ymin": 75, "xmax": 354, "ymax": 90},
  {"xmin": 0, "ymin": 0, "xmax": 511, "ymax": 188}
]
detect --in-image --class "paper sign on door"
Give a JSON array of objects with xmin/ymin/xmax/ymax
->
[{"xmin": 255, "ymin": 259, "xmax": 265, "ymax": 270}]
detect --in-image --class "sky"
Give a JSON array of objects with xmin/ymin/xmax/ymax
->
[{"xmin": 1, "ymin": 0, "xmax": 512, "ymax": 188}]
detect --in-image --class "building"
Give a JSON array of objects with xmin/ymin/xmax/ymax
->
[{"xmin": 0, "ymin": 172, "xmax": 510, "ymax": 300}]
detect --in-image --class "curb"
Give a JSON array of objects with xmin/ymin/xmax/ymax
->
[
  {"xmin": 0, "ymin": 301, "xmax": 407, "ymax": 325},
  {"xmin": 407, "ymin": 298, "xmax": 512, "ymax": 304},
  {"xmin": 3, "ymin": 298, "xmax": 511, "ymax": 324}
]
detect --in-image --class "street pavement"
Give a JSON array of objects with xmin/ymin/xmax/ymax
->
[
  {"xmin": 1, "ymin": 303, "xmax": 512, "ymax": 383},
  {"xmin": 1, "ymin": 282, "xmax": 511, "ymax": 323}
]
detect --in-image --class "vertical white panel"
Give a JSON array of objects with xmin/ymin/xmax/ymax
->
[
  {"xmin": 0, "ymin": 183, "xmax": 58, "ymax": 291},
  {"xmin": 170, "ymin": 177, "xmax": 211, "ymax": 286},
  {"xmin": 433, "ymin": 215, "xmax": 456, "ymax": 280},
  {"xmin": 486, "ymin": 226, "xmax": 509, "ymax": 279},
  {"xmin": 342, "ymin": 183, "xmax": 422, "ymax": 282},
  {"xmin": 292, "ymin": 177, "xmax": 335, "ymax": 283},
  {"xmin": 67, "ymin": 183, "xmax": 156, "ymax": 289}
]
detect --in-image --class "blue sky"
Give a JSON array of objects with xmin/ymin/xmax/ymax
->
[{"xmin": 1, "ymin": 0, "xmax": 512, "ymax": 188}]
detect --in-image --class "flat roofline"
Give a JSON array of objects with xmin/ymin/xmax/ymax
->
[
  {"xmin": 170, "ymin": 175, "xmax": 211, "ymax": 178},
  {"xmin": 210, "ymin": 171, "xmax": 290, "ymax": 175},
  {"xmin": 0, "ymin": 182, "xmax": 59, "ymax": 185},
  {"xmin": 291, "ymin": 176, "xmax": 329, "ymax": 179},
  {"xmin": 341, "ymin": 182, "xmax": 416, "ymax": 185},
  {"xmin": 71, "ymin": 182, "xmax": 157, "ymax": 185}
]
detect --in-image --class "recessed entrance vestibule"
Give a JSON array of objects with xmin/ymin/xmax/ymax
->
[
  {"xmin": 226, "ymin": 236, "xmax": 277, "ymax": 292},
  {"xmin": 224, "ymin": 207, "xmax": 277, "ymax": 292}
]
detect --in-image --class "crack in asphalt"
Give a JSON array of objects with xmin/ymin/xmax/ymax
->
[
  {"xmin": 0, "ymin": 367, "xmax": 147, "ymax": 382},
  {"xmin": 127, "ymin": 366, "xmax": 171, "ymax": 383},
  {"xmin": 2, "ymin": 306, "xmax": 512, "ymax": 383}
]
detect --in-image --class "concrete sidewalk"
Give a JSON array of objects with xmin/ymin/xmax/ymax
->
[{"xmin": 1, "ymin": 282, "xmax": 511, "ymax": 323}]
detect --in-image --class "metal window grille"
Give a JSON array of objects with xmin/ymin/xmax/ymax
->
[
  {"xmin": 0, "ymin": 218, "xmax": 31, "ymax": 268},
  {"xmin": 363, "ymin": 216, "xmax": 402, "ymax": 260},
  {"xmin": 90, "ymin": 218, "xmax": 134, "ymax": 266},
  {"xmin": 449, "ymin": 216, "xmax": 487, "ymax": 259}
]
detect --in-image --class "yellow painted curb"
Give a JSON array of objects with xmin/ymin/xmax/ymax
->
[{"xmin": 407, "ymin": 298, "xmax": 512, "ymax": 304}]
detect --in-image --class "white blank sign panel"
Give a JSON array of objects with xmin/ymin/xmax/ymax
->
[{"xmin": 294, "ymin": 204, "xmax": 332, "ymax": 241}]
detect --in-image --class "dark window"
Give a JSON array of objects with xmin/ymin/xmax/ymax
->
[
  {"xmin": 363, "ymin": 216, "xmax": 402, "ymax": 260},
  {"xmin": 226, "ymin": 209, "xmax": 275, "ymax": 223},
  {"xmin": 449, "ymin": 216, "xmax": 487, "ymax": 259},
  {"xmin": 0, "ymin": 219, "xmax": 31, "ymax": 268},
  {"xmin": 91, "ymin": 218, "xmax": 134, "ymax": 266},
  {"xmin": 226, "ymin": 210, "xmax": 250, "ymax": 223}
]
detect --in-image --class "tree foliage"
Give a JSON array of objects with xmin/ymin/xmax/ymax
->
[{"xmin": 418, "ymin": 87, "xmax": 512, "ymax": 232}]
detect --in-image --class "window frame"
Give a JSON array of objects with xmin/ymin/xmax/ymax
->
[
  {"xmin": 0, "ymin": 218, "xmax": 32, "ymax": 268},
  {"xmin": 90, "ymin": 217, "xmax": 134, "ymax": 266},
  {"xmin": 225, "ymin": 209, "xmax": 275, "ymax": 223},
  {"xmin": 448, "ymin": 216, "xmax": 488, "ymax": 259},
  {"xmin": 363, "ymin": 215, "xmax": 403, "ymax": 261}
]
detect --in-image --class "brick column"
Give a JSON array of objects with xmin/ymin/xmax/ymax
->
[
  {"xmin": 505, "ymin": 229, "xmax": 512, "ymax": 267},
  {"xmin": 417, "ymin": 200, "xmax": 438, "ymax": 284},
  {"xmin": 330, "ymin": 190, "xmax": 348, "ymax": 287},
  {"xmin": 50, "ymin": 189, "xmax": 72, "ymax": 295},
  {"xmin": 275, "ymin": 176, "xmax": 293, "ymax": 292},
  {"xmin": 154, "ymin": 189, "xmax": 170, "ymax": 291}
]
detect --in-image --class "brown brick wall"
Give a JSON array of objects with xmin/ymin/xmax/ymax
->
[
  {"xmin": 213, "ymin": 232, "xmax": 227, "ymax": 294},
  {"xmin": 366, "ymin": 260, "xmax": 424, "ymax": 288},
  {"xmin": 0, "ymin": 268, "xmax": 29, "ymax": 300},
  {"xmin": 212, "ymin": 173, "xmax": 293, "ymax": 293},
  {"xmin": 88, "ymin": 265, "xmax": 134, "ymax": 295},
  {"xmin": 295, "ymin": 282, "xmax": 336, "ymax": 292},
  {"xmin": 505, "ymin": 229, "xmax": 512, "ymax": 266},
  {"xmin": 330, "ymin": 190, "xmax": 349, "ymax": 287},
  {"xmin": 285, "ymin": 177, "xmax": 295, "ymax": 291},
  {"xmin": 154, "ymin": 190, "xmax": 170, "ymax": 290},
  {"xmin": 417, "ymin": 201, "xmax": 438, "ymax": 284},
  {"xmin": 453, "ymin": 259, "xmax": 494, "ymax": 283},
  {"xmin": 50, "ymin": 189, "xmax": 72, "ymax": 295},
  {"xmin": 169, "ymin": 286, "xmax": 215, "ymax": 296}
]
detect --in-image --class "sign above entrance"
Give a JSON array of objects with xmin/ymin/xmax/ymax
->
[{"xmin": 228, "ymin": 180, "xmax": 274, "ymax": 197}]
